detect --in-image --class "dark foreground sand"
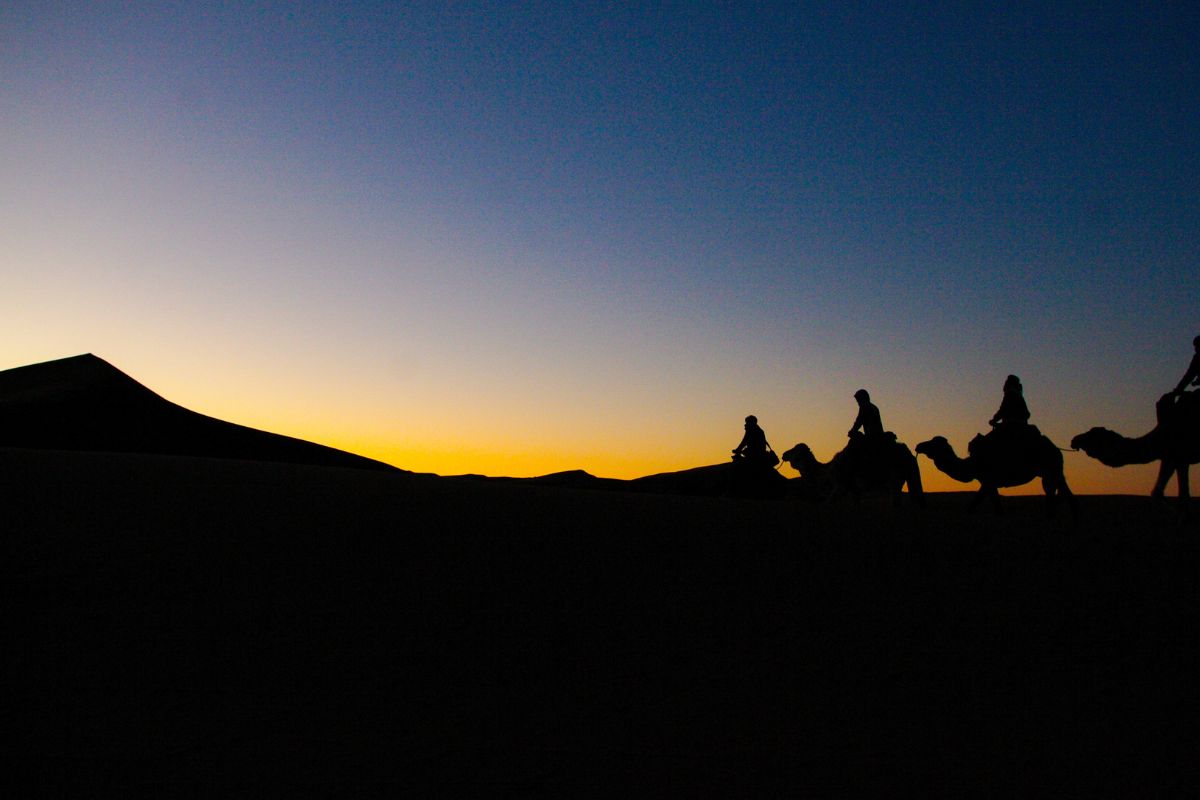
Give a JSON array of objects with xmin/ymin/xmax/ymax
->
[{"xmin": 8, "ymin": 447, "xmax": 1198, "ymax": 793}]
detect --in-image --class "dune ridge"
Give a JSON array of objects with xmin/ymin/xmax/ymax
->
[
  {"xmin": 1, "ymin": 354, "xmax": 793, "ymax": 494},
  {"xmin": 0, "ymin": 354, "xmax": 400, "ymax": 472}
]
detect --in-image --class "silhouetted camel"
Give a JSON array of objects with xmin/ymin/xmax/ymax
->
[
  {"xmin": 915, "ymin": 430, "xmax": 1075, "ymax": 515},
  {"xmin": 1071, "ymin": 392, "xmax": 1198, "ymax": 511},
  {"xmin": 781, "ymin": 435, "xmax": 923, "ymax": 506}
]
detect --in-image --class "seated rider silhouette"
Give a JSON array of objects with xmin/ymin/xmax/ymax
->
[
  {"xmin": 732, "ymin": 414, "xmax": 777, "ymax": 469},
  {"xmin": 982, "ymin": 374, "xmax": 1036, "ymax": 454},
  {"xmin": 989, "ymin": 374, "xmax": 1030, "ymax": 430},
  {"xmin": 848, "ymin": 389, "xmax": 883, "ymax": 437},
  {"xmin": 847, "ymin": 389, "xmax": 887, "ymax": 462}
]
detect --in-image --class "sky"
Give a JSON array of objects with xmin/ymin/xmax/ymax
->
[{"xmin": 3, "ymin": 1, "xmax": 1198, "ymax": 493}]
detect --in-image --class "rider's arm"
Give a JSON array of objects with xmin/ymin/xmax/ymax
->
[{"xmin": 1175, "ymin": 354, "xmax": 1200, "ymax": 393}]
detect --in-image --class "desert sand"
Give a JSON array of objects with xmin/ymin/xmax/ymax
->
[
  {"xmin": 6, "ymin": 356, "xmax": 1198, "ymax": 792},
  {"xmin": 9, "ymin": 446, "xmax": 1197, "ymax": 793}
]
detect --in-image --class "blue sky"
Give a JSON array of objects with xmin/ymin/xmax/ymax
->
[{"xmin": 3, "ymin": 1, "xmax": 1197, "ymax": 489}]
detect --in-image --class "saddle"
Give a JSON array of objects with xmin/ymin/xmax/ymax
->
[
  {"xmin": 970, "ymin": 424, "xmax": 1042, "ymax": 462},
  {"xmin": 844, "ymin": 431, "xmax": 898, "ymax": 486}
]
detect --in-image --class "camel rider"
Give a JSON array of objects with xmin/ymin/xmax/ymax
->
[
  {"xmin": 847, "ymin": 389, "xmax": 888, "ymax": 463},
  {"xmin": 989, "ymin": 374, "xmax": 1030, "ymax": 430},
  {"xmin": 983, "ymin": 374, "xmax": 1037, "ymax": 457},
  {"xmin": 732, "ymin": 415, "xmax": 776, "ymax": 468},
  {"xmin": 1172, "ymin": 335, "xmax": 1200, "ymax": 396},
  {"xmin": 848, "ymin": 389, "xmax": 884, "ymax": 439}
]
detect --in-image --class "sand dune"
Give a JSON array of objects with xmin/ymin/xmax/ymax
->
[
  {"xmin": 0, "ymin": 354, "xmax": 398, "ymax": 472},
  {"xmin": 1, "ymin": 355, "xmax": 789, "ymax": 495}
]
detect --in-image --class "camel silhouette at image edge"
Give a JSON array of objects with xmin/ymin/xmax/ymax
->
[
  {"xmin": 1072, "ymin": 335, "xmax": 1200, "ymax": 511},
  {"xmin": 915, "ymin": 375, "xmax": 1076, "ymax": 515}
]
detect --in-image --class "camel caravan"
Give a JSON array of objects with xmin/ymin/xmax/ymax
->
[{"xmin": 732, "ymin": 336, "xmax": 1200, "ymax": 513}]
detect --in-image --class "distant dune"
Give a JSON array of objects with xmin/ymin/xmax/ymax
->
[
  {"xmin": 0, "ymin": 354, "xmax": 399, "ymax": 472},
  {"xmin": 0, "ymin": 353, "xmax": 796, "ymax": 493},
  {"xmin": 491, "ymin": 463, "xmax": 790, "ymax": 497}
]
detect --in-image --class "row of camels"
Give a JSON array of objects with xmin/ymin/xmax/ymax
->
[{"xmin": 776, "ymin": 391, "xmax": 1198, "ymax": 513}]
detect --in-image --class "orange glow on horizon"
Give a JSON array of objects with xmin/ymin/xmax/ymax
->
[
  {"xmin": 0, "ymin": 345, "xmax": 1181, "ymax": 498},
  {"xmin": 316, "ymin": 430, "xmax": 1167, "ymax": 496}
]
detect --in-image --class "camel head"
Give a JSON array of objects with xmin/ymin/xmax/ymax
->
[
  {"xmin": 915, "ymin": 435, "xmax": 976, "ymax": 483},
  {"xmin": 780, "ymin": 443, "xmax": 816, "ymax": 473},
  {"xmin": 1070, "ymin": 427, "xmax": 1133, "ymax": 467},
  {"xmin": 914, "ymin": 436, "xmax": 951, "ymax": 459},
  {"xmin": 1070, "ymin": 427, "xmax": 1106, "ymax": 453}
]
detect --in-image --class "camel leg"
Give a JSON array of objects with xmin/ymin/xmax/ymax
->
[
  {"xmin": 1151, "ymin": 461, "xmax": 1172, "ymax": 500},
  {"xmin": 972, "ymin": 485, "xmax": 999, "ymax": 513},
  {"xmin": 1042, "ymin": 473, "xmax": 1077, "ymax": 519},
  {"xmin": 1060, "ymin": 475, "xmax": 1078, "ymax": 519},
  {"xmin": 908, "ymin": 466, "xmax": 924, "ymax": 507},
  {"xmin": 1042, "ymin": 476, "xmax": 1058, "ymax": 517},
  {"xmin": 1178, "ymin": 464, "xmax": 1190, "ymax": 516}
]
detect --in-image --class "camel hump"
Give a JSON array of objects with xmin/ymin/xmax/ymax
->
[
  {"xmin": 1167, "ymin": 390, "xmax": 1200, "ymax": 423},
  {"xmin": 1153, "ymin": 392, "xmax": 1200, "ymax": 428}
]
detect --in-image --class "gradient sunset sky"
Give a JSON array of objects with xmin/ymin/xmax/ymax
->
[{"xmin": 3, "ymin": 2, "xmax": 1197, "ymax": 492}]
